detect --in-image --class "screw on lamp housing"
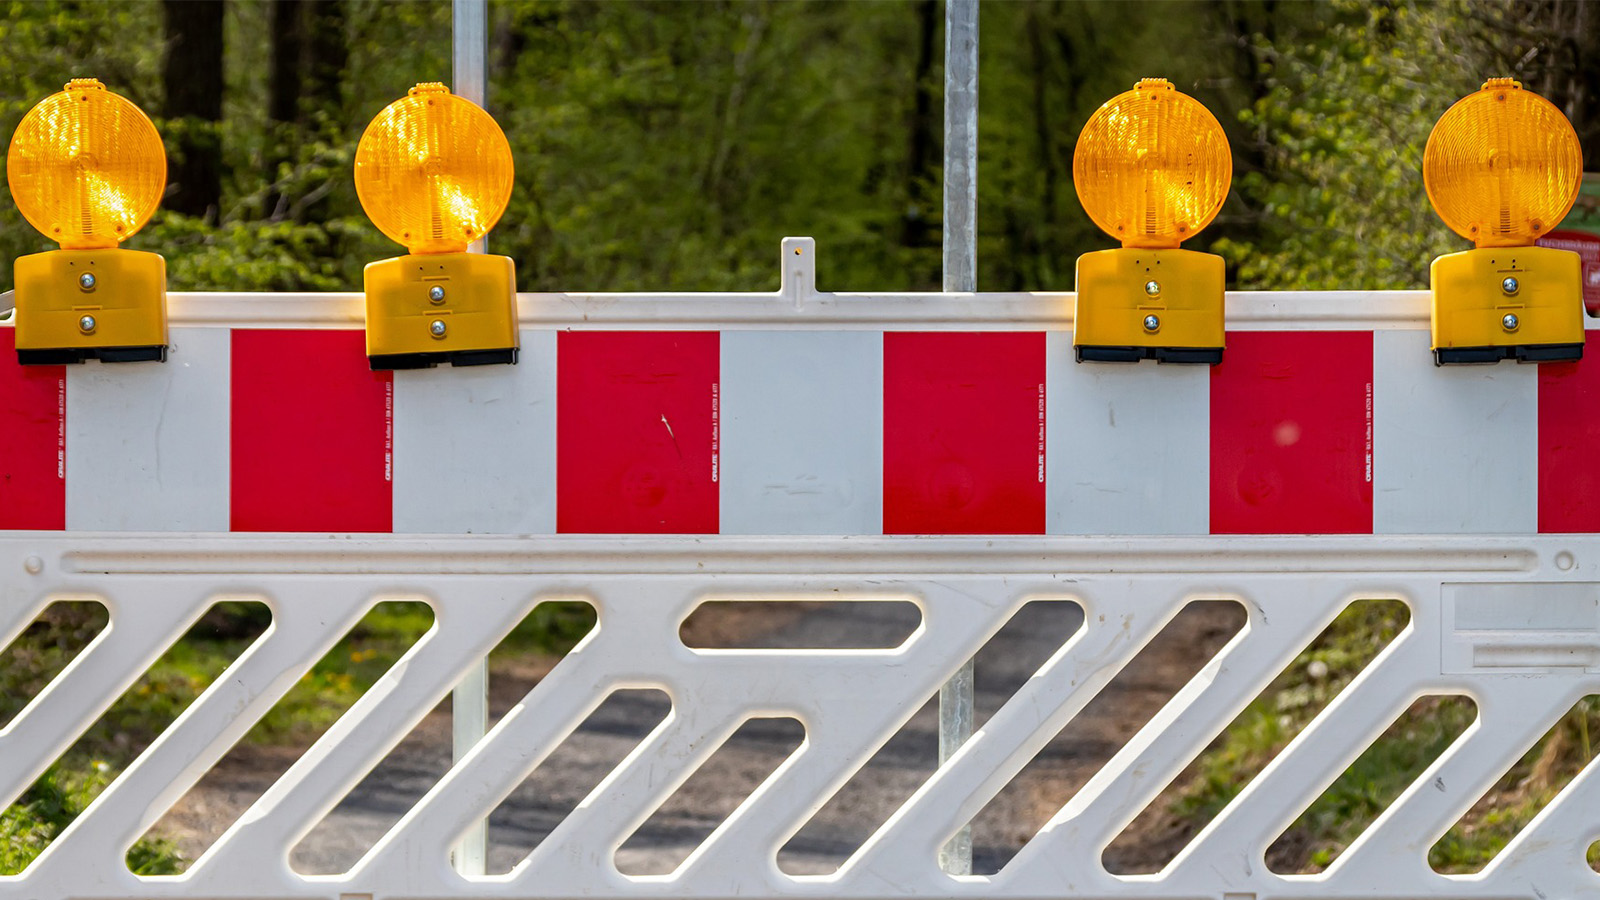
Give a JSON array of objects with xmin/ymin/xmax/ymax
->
[
  {"xmin": 1071, "ymin": 78, "xmax": 1230, "ymax": 365},
  {"xmin": 6, "ymin": 79, "xmax": 169, "ymax": 365},
  {"xmin": 355, "ymin": 82, "xmax": 520, "ymax": 370},
  {"xmin": 1425, "ymin": 78, "xmax": 1585, "ymax": 365}
]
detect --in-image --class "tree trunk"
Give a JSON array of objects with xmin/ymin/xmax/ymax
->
[
  {"xmin": 268, "ymin": 0, "xmax": 304, "ymax": 127},
  {"xmin": 305, "ymin": 0, "xmax": 349, "ymax": 128},
  {"xmin": 902, "ymin": 0, "xmax": 940, "ymax": 285},
  {"xmin": 161, "ymin": 0, "xmax": 225, "ymax": 220},
  {"xmin": 265, "ymin": 0, "xmax": 346, "ymax": 221}
]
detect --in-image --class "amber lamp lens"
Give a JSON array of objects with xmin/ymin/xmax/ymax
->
[
  {"xmin": 1424, "ymin": 78, "xmax": 1582, "ymax": 248},
  {"xmin": 354, "ymin": 83, "xmax": 514, "ymax": 255},
  {"xmin": 6, "ymin": 79, "xmax": 166, "ymax": 250},
  {"xmin": 1073, "ymin": 78, "xmax": 1232, "ymax": 249}
]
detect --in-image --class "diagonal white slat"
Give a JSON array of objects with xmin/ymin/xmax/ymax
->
[
  {"xmin": 524, "ymin": 709, "xmax": 756, "ymax": 884},
  {"xmin": 0, "ymin": 534, "xmax": 1594, "ymax": 900},
  {"xmin": 352, "ymin": 616, "xmax": 648, "ymax": 890},
  {"xmin": 0, "ymin": 592, "xmax": 59, "ymax": 682},
  {"xmin": 189, "ymin": 582, "xmax": 538, "ymax": 878},
  {"xmin": 28, "ymin": 583, "xmax": 375, "ymax": 885},
  {"xmin": 629, "ymin": 588, "xmax": 1026, "ymax": 889},
  {"xmin": 837, "ymin": 582, "xmax": 1183, "ymax": 888},
  {"xmin": 1004, "ymin": 581, "xmax": 1350, "ymax": 885},
  {"xmin": 0, "ymin": 585, "xmax": 212, "ymax": 812},
  {"xmin": 1163, "ymin": 628, "xmax": 1434, "ymax": 880},
  {"xmin": 1476, "ymin": 745, "xmax": 1600, "ymax": 896},
  {"xmin": 1325, "ymin": 679, "xmax": 1581, "ymax": 881}
]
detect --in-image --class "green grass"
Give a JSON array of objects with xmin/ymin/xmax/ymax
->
[
  {"xmin": 1428, "ymin": 695, "xmax": 1599, "ymax": 873},
  {"xmin": 1175, "ymin": 599, "xmax": 1413, "ymax": 829},
  {"xmin": 0, "ymin": 598, "xmax": 595, "ymax": 874},
  {"xmin": 0, "ymin": 765, "xmax": 181, "ymax": 875},
  {"xmin": 1172, "ymin": 600, "xmax": 1597, "ymax": 874},
  {"xmin": 1286, "ymin": 694, "xmax": 1476, "ymax": 872}
]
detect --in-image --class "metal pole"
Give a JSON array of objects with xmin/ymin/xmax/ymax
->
[
  {"xmin": 455, "ymin": 0, "xmax": 489, "ymax": 256},
  {"xmin": 450, "ymin": 0, "xmax": 490, "ymax": 878},
  {"xmin": 942, "ymin": 0, "xmax": 978, "ymax": 296},
  {"xmin": 939, "ymin": 0, "xmax": 978, "ymax": 879}
]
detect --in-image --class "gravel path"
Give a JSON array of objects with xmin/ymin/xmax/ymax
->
[{"xmin": 157, "ymin": 600, "xmax": 1244, "ymax": 877}]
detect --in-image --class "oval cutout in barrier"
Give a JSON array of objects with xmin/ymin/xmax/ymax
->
[{"xmin": 679, "ymin": 598, "xmax": 922, "ymax": 651}]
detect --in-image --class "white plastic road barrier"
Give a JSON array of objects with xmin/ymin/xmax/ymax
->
[{"xmin": 1, "ymin": 238, "xmax": 1597, "ymax": 898}]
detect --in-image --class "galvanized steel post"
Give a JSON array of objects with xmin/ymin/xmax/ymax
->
[
  {"xmin": 450, "ymin": 0, "xmax": 490, "ymax": 878},
  {"xmin": 939, "ymin": 0, "xmax": 978, "ymax": 878},
  {"xmin": 942, "ymin": 0, "xmax": 978, "ymax": 297}
]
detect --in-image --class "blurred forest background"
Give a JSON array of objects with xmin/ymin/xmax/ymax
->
[{"xmin": 2, "ymin": 0, "xmax": 1597, "ymax": 296}]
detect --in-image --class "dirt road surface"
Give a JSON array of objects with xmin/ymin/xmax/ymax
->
[{"xmin": 158, "ymin": 599, "xmax": 1243, "ymax": 877}]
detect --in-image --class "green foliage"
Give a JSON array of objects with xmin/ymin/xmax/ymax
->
[
  {"xmin": 1178, "ymin": 601, "xmax": 1598, "ymax": 874},
  {"xmin": 0, "ymin": 0, "xmax": 1585, "ymax": 296},
  {"xmin": 244, "ymin": 602, "xmax": 437, "ymax": 742},
  {"xmin": 1428, "ymin": 695, "xmax": 1599, "ymax": 872},
  {"xmin": 1291, "ymin": 696, "xmax": 1476, "ymax": 872},
  {"xmin": 1214, "ymin": 0, "xmax": 1486, "ymax": 289},
  {"xmin": 0, "ymin": 598, "xmax": 592, "ymax": 867},
  {"xmin": 488, "ymin": 0, "xmax": 950, "ymax": 290},
  {"xmin": 0, "ymin": 0, "xmax": 1275, "ymax": 294},
  {"xmin": 497, "ymin": 600, "xmax": 599, "ymax": 655},
  {"xmin": 1178, "ymin": 600, "xmax": 1412, "ymax": 824},
  {"xmin": 0, "ymin": 766, "xmax": 182, "ymax": 875}
]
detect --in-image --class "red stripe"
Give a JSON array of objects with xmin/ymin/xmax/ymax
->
[
  {"xmin": 0, "ymin": 330, "xmax": 64, "ymax": 530},
  {"xmin": 884, "ymin": 332, "xmax": 1046, "ymax": 534},
  {"xmin": 231, "ymin": 330, "xmax": 392, "ymax": 532},
  {"xmin": 1211, "ymin": 331, "xmax": 1373, "ymax": 534},
  {"xmin": 1538, "ymin": 359, "xmax": 1600, "ymax": 532},
  {"xmin": 557, "ymin": 331, "xmax": 719, "ymax": 533}
]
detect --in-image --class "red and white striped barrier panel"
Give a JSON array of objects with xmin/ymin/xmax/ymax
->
[{"xmin": 3, "ymin": 238, "xmax": 1596, "ymax": 537}]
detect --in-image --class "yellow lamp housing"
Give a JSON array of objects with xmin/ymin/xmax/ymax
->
[
  {"xmin": 1072, "ymin": 79, "xmax": 1231, "ymax": 364},
  {"xmin": 1425, "ymin": 78, "xmax": 1585, "ymax": 365},
  {"xmin": 355, "ymin": 83, "xmax": 518, "ymax": 370},
  {"xmin": 6, "ymin": 79, "xmax": 168, "ymax": 365}
]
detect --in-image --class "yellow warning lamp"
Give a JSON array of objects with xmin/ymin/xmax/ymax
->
[
  {"xmin": 355, "ymin": 83, "xmax": 518, "ymax": 369},
  {"xmin": 1425, "ymin": 78, "xmax": 1584, "ymax": 365},
  {"xmin": 6, "ymin": 79, "xmax": 168, "ymax": 364},
  {"xmin": 1072, "ymin": 79, "xmax": 1231, "ymax": 364}
]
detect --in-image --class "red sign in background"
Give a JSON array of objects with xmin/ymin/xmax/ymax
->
[{"xmin": 1538, "ymin": 229, "xmax": 1600, "ymax": 316}]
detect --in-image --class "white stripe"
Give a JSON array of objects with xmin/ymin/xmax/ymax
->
[
  {"xmin": 1046, "ymin": 332, "xmax": 1209, "ymax": 535},
  {"xmin": 720, "ymin": 331, "xmax": 882, "ymax": 534},
  {"xmin": 392, "ymin": 329, "xmax": 557, "ymax": 534},
  {"xmin": 1373, "ymin": 328, "xmax": 1537, "ymax": 534},
  {"xmin": 65, "ymin": 326, "xmax": 230, "ymax": 531}
]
